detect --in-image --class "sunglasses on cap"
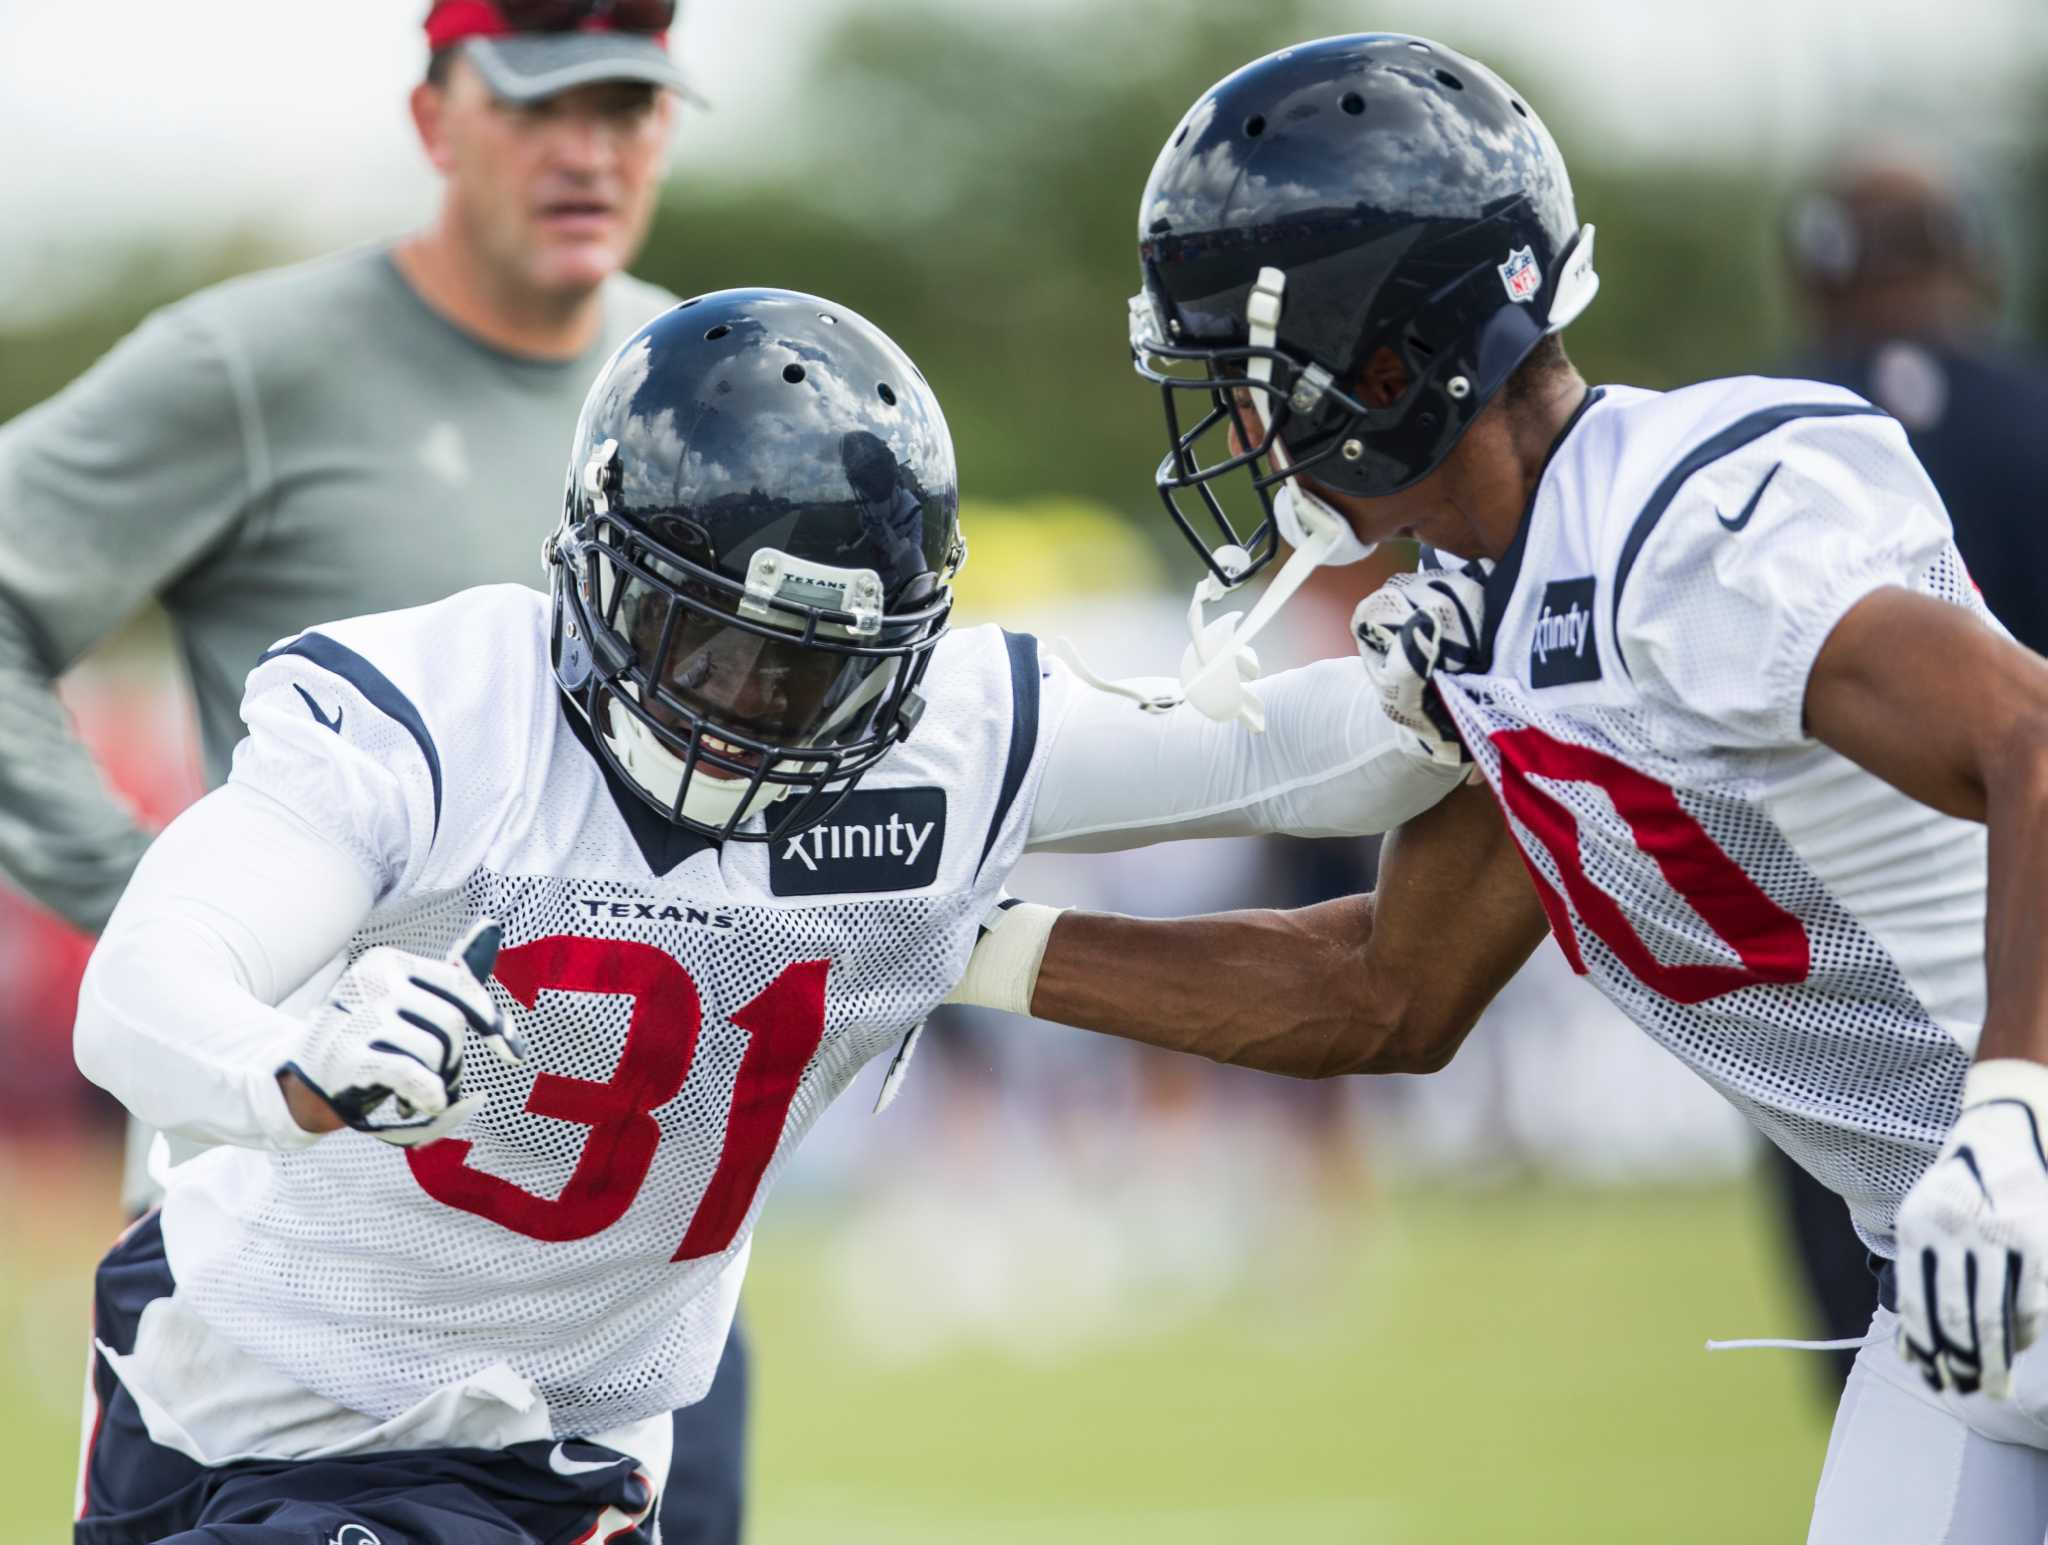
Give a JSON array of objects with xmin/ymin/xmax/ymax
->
[{"xmin": 491, "ymin": 0, "xmax": 675, "ymax": 33}]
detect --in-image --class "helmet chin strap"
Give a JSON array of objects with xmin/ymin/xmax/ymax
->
[
  {"xmin": 1059, "ymin": 267, "xmax": 1386, "ymax": 731},
  {"xmin": 1177, "ymin": 266, "xmax": 1374, "ymax": 731}
]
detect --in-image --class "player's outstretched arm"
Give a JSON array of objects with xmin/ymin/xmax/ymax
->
[
  {"xmin": 1024, "ymin": 563, "xmax": 1483, "ymax": 853},
  {"xmin": 974, "ymin": 779, "xmax": 1548, "ymax": 1077},
  {"xmin": 1026, "ymin": 654, "xmax": 1465, "ymax": 854},
  {"xmin": 1808, "ymin": 587, "xmax": 2048, "ymax": 1397}
]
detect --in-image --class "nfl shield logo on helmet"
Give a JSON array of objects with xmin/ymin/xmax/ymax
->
[{"xmin": 1498, "ymin": 246, "xmax": 1542, "ymax": 304}]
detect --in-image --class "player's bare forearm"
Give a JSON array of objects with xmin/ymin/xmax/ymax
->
[
  {"xmin": 1808, "ymin": 586, "xmax": 2048, "ymax": 1063},
  {"xmin": 1030, "ymin": 781, "xmax": 1549, "ymax": 1077},
  {"xmin": 1032, "ymin": 896, "xmax": 1377, "ymax": 1076}
]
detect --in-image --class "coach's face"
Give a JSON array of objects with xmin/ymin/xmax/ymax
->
[{"xmin": 416, "ymin": 54, "xmax": 675, "ymax": 300}]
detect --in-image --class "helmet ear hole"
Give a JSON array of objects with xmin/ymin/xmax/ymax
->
[{"xmin": 1358, "ymin": 346, "xmax": 1411, "ymax": 409}]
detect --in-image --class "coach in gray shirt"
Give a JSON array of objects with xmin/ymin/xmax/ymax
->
[{"xmin": 0, "ymin": 6, "xmax": 745, "ymax": 1541}]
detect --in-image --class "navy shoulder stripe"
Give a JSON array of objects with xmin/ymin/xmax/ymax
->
[
  {"xmin": 978, "ymin": 630, "xmax": 1042, "ymax": 874},
  {"xmin": 1610, "ymin": 401, "xmax": 1888, "ymax": 676},
  {"xmin": 259, "ymin": 632, "xmax": 443, "ymax": 837}
]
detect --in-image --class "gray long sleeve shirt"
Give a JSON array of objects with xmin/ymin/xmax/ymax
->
[{"xmin": 0, "ymin": 244, "xmax": 675, "ymax": 930}]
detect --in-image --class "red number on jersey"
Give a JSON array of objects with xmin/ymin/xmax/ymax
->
[
  {"xmin": 673, "ymin": 957, "xmax": 829, "ymax": 1261},
  {"xmin": 1491, "ymin": 726, "xmax": 1810, "ymax": 1004},
  {"xmin": 406, "ymin": 936, "xmax": 829, "ymax": 1258}
]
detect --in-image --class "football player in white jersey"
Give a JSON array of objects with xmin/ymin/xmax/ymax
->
[
  {"xmin": 68, "ymin": 288, "xmax": 1468, "ymax": 1544},
  {"xmin": 941, "ymin": 36, "xmax": 2048, "ymax": 1544}
]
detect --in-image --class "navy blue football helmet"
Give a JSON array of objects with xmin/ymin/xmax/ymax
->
[
  {"xmin": 547, "ymin": 289, "xmax": 963, "ymax": 841},
  {"xmin": 1130, "ymin": 34, "xmax": 1599, "ymax": 586}
]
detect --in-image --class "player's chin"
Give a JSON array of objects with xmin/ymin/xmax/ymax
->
[{"xmin": 1402, "ymin": 514, "xmax": 1476, "ymax": 558}]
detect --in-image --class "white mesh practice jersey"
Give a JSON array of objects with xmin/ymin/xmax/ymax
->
[
  {"xmin": 1430, "ymin": 378, "xmax": 1993, "ymax": 1254},
  {"xmin": 155, "ymin": 585, "xmax": 1062, "ymax": 1437}
]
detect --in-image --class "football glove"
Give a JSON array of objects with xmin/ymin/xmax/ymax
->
[
  {"xmin": 1351, "ymin": 569, "xmax": 1485, "ymax": 769},
  {"xmin": 279, "ymin": 918, "xmax": 526, "ymax": 1147},
  {"xmin": 1895, "ymin": 1058, "xmax": 2048, "ymax": 1398}
]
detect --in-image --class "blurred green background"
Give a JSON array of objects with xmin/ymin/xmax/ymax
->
[
  {"xmin": 8, "ymin": 0, "xmax": 2048, "ymax": 1539},
  {"xmin": 16, "ymin": 0, "xmax": 2046, "ymax": 508}
]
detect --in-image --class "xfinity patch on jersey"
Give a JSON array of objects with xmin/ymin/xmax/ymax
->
[
  {"xmin": 770, "ymin": 787, "xmax": 947, "ymax": 896},
  {"xmin": 1530, "ymin": 576, "xmax": 1601, "ymax": 687}
]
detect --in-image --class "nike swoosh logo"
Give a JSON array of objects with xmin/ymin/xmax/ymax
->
[
  {"xmin": 548, "ymin": 1441, "xmax": 625, "ymax": 1477},
  {"xmin": 293, "ymin": 683, "xmax": 344, "ymax": 734},
  {"xmin": 1716, "ymin": 461, "xmax": 1782, "ymax": 532}
]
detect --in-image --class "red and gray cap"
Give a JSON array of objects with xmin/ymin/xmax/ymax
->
[{"xmin": 425, "ymin": 1, "xmax": 703, "ymax": 105}]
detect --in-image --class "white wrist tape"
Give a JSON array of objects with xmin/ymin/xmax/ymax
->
[
  {"xmin": 944, "ymin": 902, "xmax": 1067, "ymax": 1016},
  {"xmin": 1962, "ymin": 1057, "xmax": 2048, "ymax": 1112}
]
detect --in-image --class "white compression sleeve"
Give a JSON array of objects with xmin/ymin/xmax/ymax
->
[
  {"xmin": 74, "ymin": 783, "xmax": 377, "ymax": 1151},
  {"xmin": 1025, "ymin": 654, "xmax": 1466, "ymax": 854}
]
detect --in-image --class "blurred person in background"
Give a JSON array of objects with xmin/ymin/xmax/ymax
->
[
  {"xmin": 1761, "ymin": 149, "xmax": 2048, "ymax": 1394},
  {"xmin": 1783, "ymin": 149, "xmax": 2048, "ymax": 654},
  {"xmin": 0, "ymin": 3, "xmax": 757, "ymax": 1539}
]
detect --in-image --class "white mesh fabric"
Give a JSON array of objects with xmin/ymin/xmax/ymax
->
[
  {"xmin": 1443, "ymin": 677, "xmax": 1971, "ymax": 1252},
  {"xmin": 1435, "ymin": 379, "xmax": 1994, "ymax": 1255},
  {"xmin": 182, "ymin": 875, "xmax": 978, "ymax": 1431},
  {"xmin": 166, "ymin": 591, "xmax": 1049, "ymax": 1438}
]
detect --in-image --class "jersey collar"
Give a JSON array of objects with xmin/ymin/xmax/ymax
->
[{"xmin": 1463, "ymin": 384, "xmax": 1606, "ymax": 674}]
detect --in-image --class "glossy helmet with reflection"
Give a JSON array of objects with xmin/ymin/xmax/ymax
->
[
  {"xmin": 1130, "ymin": 34, "xmax": 1599, "ymax": 585},
  {"xmin": 546, "ymin": 289, "xmax": 963, "ymax": 841}
]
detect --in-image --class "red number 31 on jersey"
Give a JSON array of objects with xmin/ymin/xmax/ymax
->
[{"xmin": 406, "ymin": 934, "xmax": 829, "ymax": 1261}]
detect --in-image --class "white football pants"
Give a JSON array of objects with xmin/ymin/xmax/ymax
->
[{"xmin": 1810, "ymin": 1306, "xmax": 2048, "ymax": 1543}]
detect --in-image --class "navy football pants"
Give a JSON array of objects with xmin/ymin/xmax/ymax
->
[{"xmin": 79, "ymin": 1215, "xmax": 748, "ymax": 1544}]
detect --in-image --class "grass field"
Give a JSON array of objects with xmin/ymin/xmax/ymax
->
[{"xmin": 3, "ymin": 1142, "xmax": 1832, "ymax": 1543}]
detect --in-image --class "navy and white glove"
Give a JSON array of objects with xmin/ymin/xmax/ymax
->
[
  {"xmin": 1896, "ymin": 1059, "xmax": 2048, "ymax": 1397},
  {"xmin": 1351, "ymin": 569, "xmax": 1485, "ymax": 769},
  {"xmin": 280, "ymin": 919, "xmax": 526, "ymax": 1146}
]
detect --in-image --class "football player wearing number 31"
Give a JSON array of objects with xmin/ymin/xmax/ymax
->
[
  {"xmin": 67, "ymin": 290, "xmax": 1465, "ymax": 1544},
  {"xmin": 942, "ymin": 35, "xmax": 2048, "ymax": 1543}
]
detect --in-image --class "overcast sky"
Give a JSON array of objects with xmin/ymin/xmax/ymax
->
[{"xmin": 1, "ymin": 0, "xmax": 2042, "ymax": 320}]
